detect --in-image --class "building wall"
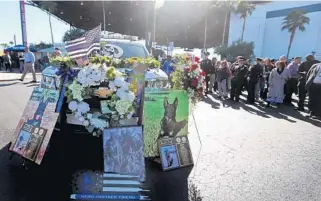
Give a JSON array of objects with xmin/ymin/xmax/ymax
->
[{"xmin": 228, "ymin": 1, "xmax": 321, "ymax": 60}]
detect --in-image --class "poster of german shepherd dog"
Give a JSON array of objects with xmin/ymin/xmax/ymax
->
[{"xmin": 143, "ymin": 88, "xmax": 189, "ymax": 157}]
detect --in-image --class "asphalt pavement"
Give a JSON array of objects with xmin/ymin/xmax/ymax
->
[{"xmin": 0, "ymin": 77, "xmax": 321, "ymax": 201}]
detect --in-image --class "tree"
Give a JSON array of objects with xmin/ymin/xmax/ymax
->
[
  {"xmin": 235, "ymin": 1, "xmax": 256, "ymax": 42},
  {"xmin": 281, "ymin": 10, "xmax": 310, "ymax": 59},
  {"xmin": 215, "ymin": 40, "xmax": 255, "ymax": 62},
  {"xmin": 212, "ymin": 1, "xmax": 236, "ymax": 46},
  {"xmin": 33, "ymin": 42, "xmax": 53, "ymax": 50},
  {"xmin": 62, "ymin": 28, "xmax": 86, "ymax": 42},
  {"xmin": 39, "ymin": 1, "xmax": 57, "ymax": 45},
  {"xmin": 0, "ymin": 43, "xmax": 9, "ymax": 48}
]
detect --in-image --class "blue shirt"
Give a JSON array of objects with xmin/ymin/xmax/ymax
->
[
  {"xmin": 24, "ymin": 52, "xmax": 35, "ymax": 63},
  {"xmin": 162, "ymin": 60, "xmax": 174, "ymax": 75}
]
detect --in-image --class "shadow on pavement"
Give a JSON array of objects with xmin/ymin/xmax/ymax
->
[
  {"xmin": 0, "ymin": 82, "xmax": 20, "ymax": 87},
  {"xmin": 201, "ymin": 94, "xmax": 221, "ymax": 109},
  {"xmin": 0, "ymin": 128, "xmax": 203, "ymax": 201}
]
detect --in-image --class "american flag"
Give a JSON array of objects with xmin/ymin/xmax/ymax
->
[
  {"xmin": 75, "ymin": 56, "xmax": 89, "ymax": 66},
  {"xmin": 71, "ymin": 171, "xmax": 150, "ymax": 200},
  {"xmin": 66, "ymin": 25, "xmax": 101, "ymax": 59}
]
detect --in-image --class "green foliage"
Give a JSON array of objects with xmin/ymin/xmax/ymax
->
[
  {"xmin": 282, "ymin": 10, "xmax": 310, "ymax": 32},
  {"xmin": 0, "ymin": 43, "xmax": 9, "ymax": 48},
  {"xmin": 215, "ymin": 40, "xmax": 255, "ymax": 62},
  {"xmin": 31, "ymin": 42, "xmax": 53, "ymax": 51},
  {"xmin": 89, "ymin": 56, "xmax": 160, "ymax": 69},
  {"xmin": 281, "ymin": 10, "xmax": 310, "ymax": 58},
  {"xmin": 63, "ymin": 28, "xmax": 86, "ymax": 42},
  {"xmin": 173, "ymin": 53, "xmax": 192, "ymax": 67},
  {"xmin": 171, "ymin": 69, "xmax": 185, "ymax": 90},
  {"xmin": 235, "ymin": 0, "xmax": 256, "ymax": 19},
  {"xmin": 106, "ymin": 67, "xmax": 116, "ymax": 80},
  {"xmin": 49, "ymin": 56, "xmax": 74, "ymax": 67}
]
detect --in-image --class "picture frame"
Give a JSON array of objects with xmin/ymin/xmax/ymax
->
[{"xmin": 158, "ymin": 136, "xmax": 193, "ymax": 171}]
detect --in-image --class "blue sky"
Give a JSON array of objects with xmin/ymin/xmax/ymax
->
[{"xmin": 0, "ymin": 1, "xmax": 70, "ymax": 45}]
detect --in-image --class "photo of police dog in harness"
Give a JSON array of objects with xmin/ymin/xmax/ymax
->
[{"xmin": 143, "ymin": 89, "xmax": 189, "ymax": 157}]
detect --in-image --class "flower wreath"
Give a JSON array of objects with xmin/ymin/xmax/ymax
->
[
  {"xmin": 65, "ymin": 64, "xmax": 136, "ymax": 136},
  {"xmin": 171, "ymin": 55, "xmax": 206, "ymax": 104}
]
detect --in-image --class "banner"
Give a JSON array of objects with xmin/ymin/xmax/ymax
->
[{"xmin": 20, "ymin": 0, "xmax": 27, "ymax": 47}]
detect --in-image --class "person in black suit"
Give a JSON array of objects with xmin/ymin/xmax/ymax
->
[
  {"xmin": 200, "ymin": 52, "xmax": 214, "ymax": 94},
  {"xmin": 247, "ymin": 58, "xmax": 263, "ymax": 104},
  {"xmin": 295, "ymin": 54, "xmax": 320, "ymax": 111}
]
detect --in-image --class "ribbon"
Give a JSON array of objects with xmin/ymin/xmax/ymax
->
[{"xmin": 55, "ymin": 63, "xmax": 79, "ymax": 113}]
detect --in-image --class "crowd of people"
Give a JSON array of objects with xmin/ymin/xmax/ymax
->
[
  {"xmin": 199, "ymin": 53, "xmax": 321, "ymax": 119},
  {"xmin": 157, "ymin": 51, "xmax": 321, "ymax": 119},
  {"xmin": 0, "ymin": 47, "xmax": 60, "ymax": 73}
]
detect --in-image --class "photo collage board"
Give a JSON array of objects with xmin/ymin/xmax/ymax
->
[{"xmin": 9, "ymin": 88, "xmax": 60, "ymax": 164}]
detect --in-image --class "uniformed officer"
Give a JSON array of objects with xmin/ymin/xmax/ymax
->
[
  {"xmin": 247, "ymin": 58, "xmax": 262, "ymax": 104},
  {"xmin": 295, "ymin": 55, "xmax": 320, "ymax": 111},
  {"xmin": 229, "ymin": 57, "xmax": 249, "ymax": 102},
  {"xmin": 201, "ymin": 52, "xmax": 214, "ymax": 94}
]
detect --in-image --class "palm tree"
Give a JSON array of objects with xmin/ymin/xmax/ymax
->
[
  {"xmin": 213, "ymin": 1, "xmax": 236, "ymax": 46},
  {"xmin": 235, "ymin": 1, "xmax": 256, "ymax": 42},
  {"xmin": 39, "ymin": 1, "xmax": 57, "ymax": 45},
  {"xmin": 281, "ymin": 10, "xmax": 310, "ymax": 59}
]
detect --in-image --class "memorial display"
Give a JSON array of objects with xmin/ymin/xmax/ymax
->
[
  {"xmin": 158, "ymin": 136, "xmax": 194, "ymax": 171},
  {"xmin": 9, "ymin": 88, "xmax": 60, "ymax": 164},
  {"xmin": 8, "ymin": 24, "xmax": 203, "ymax": 200}
]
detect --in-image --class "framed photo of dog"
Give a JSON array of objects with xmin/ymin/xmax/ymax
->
[
  {"xmin": 143, "ymin": 88, "xmax": 189, "ymax": 157},
  {"xmin": 158, "ymin": 136, "xmax": 193, "ymax": 171}
]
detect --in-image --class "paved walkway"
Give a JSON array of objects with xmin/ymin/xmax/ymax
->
[
  {"xmin": 0, "ymin": 69, "xmax": 41, "ymax": 82},
  {"xmin": 188, "ymin": 94, "xmax": 321, "ymax": 201}
]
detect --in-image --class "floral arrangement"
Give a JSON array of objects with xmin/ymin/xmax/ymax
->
[
  {"xmin": 65, "ymin": 64, "xmax": 137, "ymax": 136},
  {"xmin": 171, "ymin": 54, "xmax": 206, "ymax": 104},
  {"xmin": 90, "ymin": 56, "xmax": 160, "ymax": 69},
  {"xmin": 50, "ymin": 56, "xmax": 75, "ymax": 67},
  {"xmin": 50, "ymin": 55, "xmax": 160, "ymax": 69}
]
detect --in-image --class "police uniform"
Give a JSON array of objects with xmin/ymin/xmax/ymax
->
[
  {"xmin": 201, "ymin": 53, "xmax": 214, "ymax": 94},
  {"xmin": 247, "ymin": 58, "xmax": 262, "ymax": 104},
  {"xmin": 230, "ymin": 58, "xmax": 249, "ymax": 101},
  {"xmin": 296, "ymin": 55, "xmax": 320, "ymax": 111}
]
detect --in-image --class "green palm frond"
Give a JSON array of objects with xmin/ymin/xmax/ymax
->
[
  {"xmin": 282, "ymin": 10, "xmax": 310, "ymax": 33},
  {"xmin": 235, "ymin": 1, "xmax": 256, "ymax": 19}
]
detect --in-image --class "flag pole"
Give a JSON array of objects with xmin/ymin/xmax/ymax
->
[{"xmin": 102, "ymin": 1, "xmax": 106, "ymax": 33}]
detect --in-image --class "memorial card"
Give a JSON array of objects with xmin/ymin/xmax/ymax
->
[
  {"xmin": 158, "ymin": 136, "xmax": 193, "ymax": 171},
  {"xmin": 103, "ymin": 126, "xmax": 145, "ymax": 182},
  {"xmin": 9, "ymin": 88, "xmax": 60, "ymax": 164},
  {"xmin": 143, "ymin": 88, "xmax": 189, "ymax": 157}
]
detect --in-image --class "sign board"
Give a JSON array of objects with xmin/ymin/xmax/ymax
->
[
  {"xmin": 9, "ymin": 88, "xmax": 60, "ymax": 164},
  {"xmin": 158, "ymin": 136, "xmax": 193, "ymax": 171}
]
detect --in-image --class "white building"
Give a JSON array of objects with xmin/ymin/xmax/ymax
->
[{"xmin": 228, "ymin": 1, "xmax": 321, "ymax": 60}]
